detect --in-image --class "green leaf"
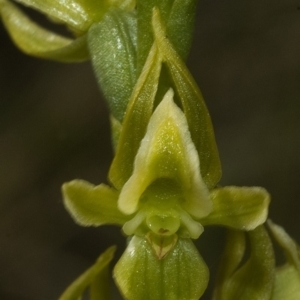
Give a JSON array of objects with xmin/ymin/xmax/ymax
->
[
  {"xmin": 213, "ymin": 226, "xmax": 275, "ymax": 300},
  {"xmin": 114, "ymin": 236, "xmax": 209, "ymax": 300},
  {"xmin": 59, "ymin": 246, "xmax": 116, "ymax": 300},
  {"xmin": 62, "ymin": 180, "xmax": 130, "ymax": 226},
  {"xmin": 1, "ymin": 0, "xmax": 89, "ymax": 62},
  {"xmin": 201, "ymin": 186, "xmax": 270, "ymax": 230},
  {"xmin": 118, "ymin": 88, "xmax": 212, "ymax": 219},
  {"xmin": 152, "ymin": 8, "xmax": 221, "ymax": 189},
  {"xmin": 88, "ymin": 8, "xmax": 137, "ymax": 122},
  {"xmin": 109, "ymin": 43, "xmax": 162, "ymax": 190}
]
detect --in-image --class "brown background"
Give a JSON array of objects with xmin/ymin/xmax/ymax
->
[{"xmin": 1, "ymin": 0, "xmax": 300, "ymax": 299}]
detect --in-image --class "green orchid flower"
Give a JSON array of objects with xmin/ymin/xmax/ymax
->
[
  {"xmin": 63, "ymin": 88, "xmax": 270, "ymax": 251},
  {"xmin": 62, "ymin": 88, "xmax": 270, "ymax": 299},
  {"xmin": 0, "ymin": 0, "xmax": 135, "ymax": 61},
  {"xmin": 1, "ymin": 1, "xmax": 276, "ymax": 298}
]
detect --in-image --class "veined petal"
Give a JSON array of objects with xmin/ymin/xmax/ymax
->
[
  {"xmin": 201, "ymin": 186, "xmax": 270, "ymax": 230},
  {"xmin": 109, "ymin": 43, "xmax": 162, "ymax": 189},
  {"xmin": 114, "ymin": 236, "xmax": 209, "ymax": 300},
  {"xmin": 136, "ymin": 0, "xmax": 173, "ymax": 74},
  {"xmin": 14, "ymin": 0, "xmax": 136, "ymax": 34},
  {"xmin": 62, "ymin": 180, "xmax": 130, "ymax": 226},
  {"xmin": 15, "ymin": 0, "xmax": 92, "ymax": 33},
  {"xmin": 59, "ymin": 246, "xmax": 115, "ymax": 300},
  {"xmin": 118, "ymin": 89, "xmax": 212, "ymax": 218},
  {"xmin": 1, "ymin": 1, "xmax": 89, "ymax": 62},
  {"xmin": 152, "ymin": 8, "xmax": 221, "ymax": 189},
  {"xmin": 136, "ymin": 0, "xmax": 197, "ymax": 73}
]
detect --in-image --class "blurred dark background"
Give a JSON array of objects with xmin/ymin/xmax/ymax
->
[{"xmin": 1, "ymin": 0, "xmax": 300, "ymax": 299}]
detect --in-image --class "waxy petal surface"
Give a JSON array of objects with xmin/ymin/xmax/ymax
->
[
  {"xmin": 109, "ymin": 43, "xmax": 162, "ymax": 189},
  {"xmin": 1, "ymin": 0, "xmax": 88, "ymax": 61},
  {"xmin": 63, "ymin": 180, "xmax": 129, "ymax": 226},
  {"xmin": 114, "ymin": 236, "xmax": 209, "ymax": 300},
  {"xmin": 202, "ymin": 186, "xmax": 270, "ymax": 230},
  {"xmin": 152, "ymin": 8, "xmax": 221, "ymax": 189}
]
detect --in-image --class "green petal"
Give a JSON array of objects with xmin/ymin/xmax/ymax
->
[
  {"xmin": 114, "ymin": 236, "xmax": 209, "ymax": 300},
  {"xmin": 268, "ymin": 220, "xmax": 300, "ymax": 270},
  {"xmin": 1, "ymin": 1, "xmax": 89, "ymax": 62},
  {"xmin": 136, "ymin": 0, "xmax": 197, "ymax": 74},
  {"xmin": 88, "ymin": 8, "xmax": 137, "ymax": 122},
  {"xmin": 15, "ymin": 0, "xmax": 92, "ymax": 33},
  {"xmin": 152, "ymin": 8, "xmax": 221, "ymax": 189},
  {"xmin": 118, "ymin": 89, "xmax": 212, "ymax": 218},
  {"xmin": 15, "ymin": 0, "xmax": 136, "ymax": 34},
  {"xmin": 271, "ymin": 265, "xmax": 300, "ymax": 300},
  {"xmin": 213, "ymin": 226, "xmax": 275, "ymax": 300},
  {"xmin": 201, "ymin": 186, "xmax": 270, "ymax": 230},
  {"xmin": 59, "ymin": 246, "xmax": 116, "ymax": 300},
  {"xmin": 214, "ymin": 229, "xmax": 246, "ymax": 284},
  {"xmin": 136, "ymin": 0, "xmax": 173, "ymax": 74},
  {"xmin": 62, "ymin": 180, "xmax": 129, "ymax": 226},
  {"xmin": 109, "ymin": 44, "xmax": 162, "ymax": 189},
  {"xmin": 268, "ymin": 220, "xmax": 300, "ymax": 300}
]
